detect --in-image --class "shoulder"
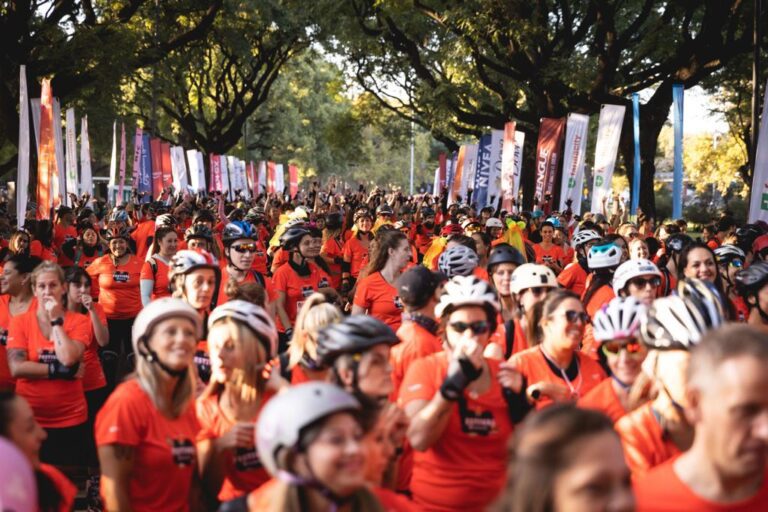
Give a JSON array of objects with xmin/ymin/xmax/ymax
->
[
  {"xmin": 633, "ymin": 460, "xmax": 686, "ymax": 508},
  {"xmin": 372, "ymin": 487, "xmax": 420, "ymax": 511}
]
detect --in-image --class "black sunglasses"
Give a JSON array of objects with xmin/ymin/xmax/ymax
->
[
  {"xmin": 551, "ymin": 310, "xmax": 589, "ymax": 324},
  {"xmin": 449, "ymin": 320, "xmax": 491, "ymax": 335},
  {"xmin": 628, "ymin": 276, "xmax": 661, "ymax": 289}
]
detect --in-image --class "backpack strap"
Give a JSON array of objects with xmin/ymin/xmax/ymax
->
[{"xmin": 278, "ymin": 352, "xmax": 292, "ymax": 382}]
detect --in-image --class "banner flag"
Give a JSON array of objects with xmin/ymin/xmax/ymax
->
[
  {"xmin": 109, "ymin": 121, "xmax": 117, "ymax": 203},
  {"xmin": 247, "ymin": 162, "xmax": 257, "ymax": 198},
  {"xmin": 52, "ymin": 98, "xmax": 65, "ymax": 205},
  {"xmin": 472, "ymin": 135, "xmax": 493, "ymax": 207},
  {"xmin": 150, "ymin": 138, "xmax": 163, "ymax": 195},
  {"xmin": 187, "ymin": 150, "xmax": 201, "ymax": 192},
  {"xmin": 17, "ymin": 65, "xmax": 30, "ymax": 228},
  {"xmin": 220, "ymin": 155, "xmax": 231, "ymax": 200},
  {"xmin": 445, "ymin": 151, "xmax": 457, "ymax": 193},
  {"xmin": 226, "ymin": 156, "xmax": 238, "ymax": 199},
  {"xmin": 590, "ymin": 105, "xmax": 626, "ymax": 212},
  {"xmin": 500, "ymin": 122, "xmax": 517, "ymax": 211},
  {"xmin": 118, "ymin": 123, "xmax": 127, "ymax": 204},
  {"xmin": 534, "ymin": 118, "xmax": 565, "ymax": 211},
  {"xmin": 195, "ymin": 152, "xmax": 206, "ymax": 194},
  {"xmin": 450, "ymin": 146, "xmax": 466, "ymax": 201},
  {"xmin": 559, "ymin": 113, "xmax": 590, "ymax": 212},
  {"xmin": 438, "ymin": 153, "xmax": 447, "ymax": 191},
  {"xmin": 267, "ymin": 162, "xmax": 275, "ymax": 194},
  {"xmin": 138, "ymin": 133, "xmax": 152, "ymax": 202},
  {"xmin": 631, "ymin": 94, "xmax": 642, "ymax": 216},
  {"xmin": 209, "ymin": 154, "xmax": 221, "ymax": 193},
  {"xmin": 161, "ymin": 143, "xmax": 173, "ymax": 189},
  {"xmin": 170, "ymin": 146, "xmax": 188, "ymax": 193},
  {"xmin": 30, "ymin": 98, "xmax": 41, "ymax": 154},
  {"xmin": 289, "ymin": 164, "xmax": 299, "ymax": 197},
  {"xmin": 275, "ymin": 164, "xmax": 285, "ymax": 194},
  {"xmin": 64, "ymin": 108, "xmax": 78, "ymax": 206},
  {"xmin": 80, "ymin": 116, "xmax": 93, "ymax": 199},
  {"xmin": 36, "ymin": 80, "xmax": 56, "ymax": 219},
  {"xmin": 238, "ymin": 160, "xmax": 249, "ymax": 200},
  {"xmin": 461, "ymin": 144, "xmax": 479, "ymax": 202},
  {"xmin": 748, "ymin": 78, "xmax": 768, "ymax": 223},
  {"xmin": 487, "ymin": 129, "xmax": 504, "ymax": 208},
  {"xmin": 672, "ymin": 85, "xmax": 684, "ymax": 219},
  {"xmin": 131, "ymin": 128, "xmax": 143, "ymax": 193},
  {"xmin": 257, "ymin": 161, "xmax": 266, "ymax": 195},
  {"xmin": 432, "ymin": 167, "xmax": 440, "ymax": 196}
]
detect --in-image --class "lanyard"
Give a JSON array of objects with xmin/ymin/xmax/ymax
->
[{"xmin": 539, "ymin": 346, "xmax": 583, "ymax": 398}]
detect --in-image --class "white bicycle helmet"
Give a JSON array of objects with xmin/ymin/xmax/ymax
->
[
  {"xmin": 435, "ymin": 275, "xmax": 500, "ymax": 319},
  {"xmin": 714, "ymin": 244, "xmax": 746, "ymax": 264},
  {"xmin": 592, "ymin": 297, "xmax": 647, "ymax": 342},
  {"xmin": 587, "ymin": 242, "xmax": 623, "ymax": 270},
  {"xmin": 208, "ymin": 300, "xmax": 278, "ymax": 359},
  {"xmin": 612, "ymin": 258, "xmax": 662, "ymax": 294},
  {"xmin": 485, "ymin": 218, "xmax": 504, "ymax": 229},
  {"xmin": 438, "ymin": 245, "xmax": 479, "ymax": 278},
  {"xmin": 169, "ymin": 249, "xmax": 220, "ymax": 281},
  {"xmin": 256, "ymin": 382, "xmax": 360, "ymax": 477},
  {"xmin": 154, "ymin": 214, "xmax": 177, "ymax": 229},
  {"xmin": 509, "ymin": 263, "xmax": 558, "ymax": 295},
  {"xmin": 640, "ymin": 292, "xmax": 724, "ymax": 350},
  {"xmin": 572, "ymin": 229, "xmax": 601, "ymax": 248}
]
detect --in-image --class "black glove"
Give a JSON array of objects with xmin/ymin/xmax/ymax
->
[
  {"xmin": 440, "ymin": 357, "xmax": 483, "ymax": 401},
  {"xmin": 48, "ymin": 360, "xmax": 80, "ymax": 380}
]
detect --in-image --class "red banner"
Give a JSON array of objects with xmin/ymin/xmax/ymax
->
[
  {"xmin": 150, "ymin": 138, "xmax": 163, "ymax": 197},
  {"xmin": 209, "ymin": 154, "xmax": 222, "ymax": 193},
  {"xmin": 534, "ymin": 118, "xmax": 566, "ymax": 211},
  {"xmin": 438, "ymin": 153, "xmax": 447, "ymax": 190},
  {"xmin": 161, "ymin": 142, "xmax": 172, "ymax": 189},
  {"xmin": 267, "ymin": 161, "xmax": 276, "ymax": 194},
  {"xmin": 36, "ymin": 79, "xmax": 57, "ymax": 219},
  {"xmin": 289, "ymin": 164, "xmax": 299, "ymax": 198},
  {"xmin": 501, "ymin": 121, "xmax": 517, "ymax": 212}
]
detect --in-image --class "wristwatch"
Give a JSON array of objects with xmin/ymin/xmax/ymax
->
[{"xmin": 50, "ymin": 317, "xmax": 64, "ymax": 327}]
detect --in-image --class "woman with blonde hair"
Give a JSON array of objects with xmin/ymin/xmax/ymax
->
[{"xmin": 196, "ymin": 300, "xmax": 281, "ymax": 504}]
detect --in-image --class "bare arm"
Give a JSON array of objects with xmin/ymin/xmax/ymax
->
[
  {"xmin": 350, "ymin": 305, "xmax": 365, "ymax": 316},
  {"xmin": 90, "ymin": 311, "xmax": 110, "ymax": 348},
  {"xmin": 7, "ymin": 349, "xmax": 48, "ymax": 379},
  {"xmin": 273, "ymin": 291, "xmax": 292, "ymax": 331},
  {"xmin": 99, "ymin": 444, "xmax": 135, "ymax": 512},
  {"xmin": 405, "ymin": 395, "xmax": 454, "ymax": 452},
  {"xmin": 50, "ymin": 324, "xmax": 86, "ymax": 367}
]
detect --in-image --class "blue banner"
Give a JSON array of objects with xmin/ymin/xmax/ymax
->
[
  {"xmin": 631, "ymin": 93, "xmax": 641, "ymax": 216},
  {"xmin": 139, "ymin": 133, "xmax": 152, "ymax": 203},
  {"xmin": 672, "ymin": 84, "xmax": 684, "ymax": 219},
  {"xmin": 472, "ymin": 134, "xmax": 492, "ymax": 208}
]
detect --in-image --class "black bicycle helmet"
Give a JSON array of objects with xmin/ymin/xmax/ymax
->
[
  {"xmin": 280, "ymin": 227, "xmax": 311, "ymax": 252},
  {"xmin": 421, "ymin": 206, "xmax": 436, "ymax": 218},
  {"xmin": 325, "ymin": 212, "xmax": 343, "ymax": 230},
  {"xmin": 735, "ymin": 224, "xmax": 765, "ymax": 254},
  {"xmin": 315, "ymin": 315, "xmax": 399, "ymax": 368},
  {"xmin": 735, "ymin": 261, "xmax": 768, "ymax": 297},
  {"xmin": 487, "ymin": 243, "xmax": 525, "ymax": 270},
  {"xmin": 376, "ymin": 204, "xmax": 394, "ymax": 216},
  {"xmin": 192, "ymin": 209, "xmax": 216, "ymax": 224},
  {"xmin": 666, "ymin": 233, "xmax": 694, "ymax": 254},
  {"xmin": 184, "ymin": 224, "xmax": 213, "ymax": 243},
  {"xmin": 102, "ymin": 226, "xmax": 131, "ymax": 241}
]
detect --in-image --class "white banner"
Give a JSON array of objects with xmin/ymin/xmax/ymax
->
[
  {"xmin": 64, "ymin": 108, "xmax": 78, "ymax": 207},
  {"xmin": 590, "ymin": 104, "xmax": 625, "ymax": 212},
  {"xmin": 17, "ymin": 65, "xmax": 30, "ymax": 228},
  {"xmin": 432, "ymin": 166, "xmax": 440, "ymax": 196},
  {"xmin": 170, "ymin": 146, "xmax": 189, "ymax": 192},
  {"xmin": 227, "ymin": 156, "xmax": 241, "ymax": 196},
  {"xmin": 239, "ymin": 160, "xmax": 249, "ymax": 199},
  {"xmin": 275, "ymin": 164, "xmax": 285, "ymax": 194},
  {"xmin": 108, "ymin": 121, "xmax": 117, "ymax": 202},
  {"xmin": 486, "ymin": 129, "xmax": 504, "ymax": 208},
  {"xmin": 257, "ymin": 161, "xmax": 267, "ymax": 194},
  {"xmin": 560, "ymin": 113, "xmax": 590, "ymax": 213},
  {"xmin": 80, "ymin": 116, "xmax": 93, "ymax": 196},
  {"xmin": 219, "ymin": 155, "xmax": 231, "ymax": 200},
  {"xmin": 30, "ymin": 99, "xmax": 41, "ymax": 154},
  {"xmin": 749, "ymin": 78, "xmax": 768, "ymax": 223},
  {"xmin": 52, "ymin": 98, "xmax": 66, "ymax": 203},
  {"xmin": 460, "ymin": 144, "xmax": 478, "ymax": 201},
  {"xmin": 187, "ymin": 150, "xmax": 201, "ymax": 192}
]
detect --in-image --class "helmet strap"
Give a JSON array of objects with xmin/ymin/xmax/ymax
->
[{"xmin": 138, "ymin": 338, "xmax": 188, "ymax": 378}]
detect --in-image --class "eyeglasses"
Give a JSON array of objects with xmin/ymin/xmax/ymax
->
[
  {"xmin": 232, "ymin": 243, "xmax": 257, "ymax": 253},
  {"xmin": 553, "ymin": 310, "xmax": 590, "ymax": 324},
  {"xmin": 729, "ymin": 259, "xmax": 744, "ymax": 268},
  {"xmin": 525, "ymin": 287, "xmax": 549, "ymax": 297},
  {"xmin": 449, "ymin": 320, "xmax": 491, "ymax": 335},
  {"xmin": 602, "ymin": 341, "xmax": 643, "ymax": 356},
  {"xmin": 628, "ymin": 276, "xmax": 661, "ymax": 289}
]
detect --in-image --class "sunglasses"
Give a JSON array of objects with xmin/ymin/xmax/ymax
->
[
  {"xmin": 729, "ymin": 259, "xmax": 744, "ymax": 268},
  {"xmin": 232, "ymin": 243, "xmax": 257, "ymax": 253},
  {"xmin": 525, "ymin": 287, "xmax": 549, "ymax": 297},
  {"xmin": 628, "ymin": 276, "xmax": 661, "ymax": 289},
  {"xmin": 602, "ymin": 341, "xmax": 643, "ymax": 356},
  {"xmin": 449, "ymin": 320, "xmax": 491, "ymax": 335},
  {"xmin": 554, "ymin": 310, "xmax": 590, "ymax": 324}
]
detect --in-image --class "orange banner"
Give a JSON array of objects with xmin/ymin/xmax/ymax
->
[
  {"xmin": 451, "ymin": 146, "xmax": 466, "ymax": 201},
  {"xmin": 267, "ymin": 161, "xmax": 276, "ymax": 194},
  {"xmin": 36, "ymin": 79, "xmax": 59, "ymax": 220},
  {"xmin": 289, "ymin": 164, "xmax": 299, "ymax": 197},
  {"xmin": 161, "ymin": 142, "xmax": 173, "ymax": 189}
]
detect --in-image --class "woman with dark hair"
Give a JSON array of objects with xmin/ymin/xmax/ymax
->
[
  {"xmin": 0, "ymin": 392, "xmax": 76, "ymax": 512},
  {"xmin": 351, "ymin": 230, "xmax": 410, "ymax": 331},
  {"xmin": 678, "ymin": 241, "xmax": 734, "ymax": 319},
  {"xmin": 28, "ymin": 219, "xmax": 57, "ymax": 262},
  {"xmin": 60, "ymin": 222, "xmax": 105, "ymax": 270},
  {"xmin": 493, "ymin": 404, "xmax": 633, "ymax": 512},
  {"xmin": 320, "ymin": 212, "xmax": 346, "ymax": 289},
  {"xmin": 582, "ymin": 241, "xmax": 623, "ymax": 318},
  {"xmin": 139, "ymin": 226, "xmax": 178, "ymax": 305}
]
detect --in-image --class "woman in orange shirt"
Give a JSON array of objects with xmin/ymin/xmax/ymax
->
[
  {"xmin": 140, "ymin": 226, "xmax": 178, "ymax": 305},
  {"xmin": 96, "ymin": 298, "xmax": 202, "ymax": 512},
  {"xmin": 0, "ymin": 254, "xmax": 39, "ymax": 391},
  {"xmin": 320, "ymin": 212, "xmax": 346, "ymax": 289},
  {"xmin": 341, "ymin": 208, "xmax": 374, "ymax": 293},
  {"xmin": 352, "ymin": 230, "xmax": 410, "ymax": 331},
  {"xmin": 400, "ymin": 275, "xmax": 513, "ymax": 512},
  {"xmin": 60, "ymin": 222, "xmax": 105, "ymax": 270},
  {"xmin": 582, "ymin": 241, "xmax": 622, "ymax": 318},
  {"xmin": 197, "ymin": 301, "xmax": 280, "ymax": 503},
  {"xmin": 532, "ymin": 221, "xmax": 565, "ymax": 274},
  {"xmin": 6, "ymin": 261, "xmax": 91, "ymax": 467},
  {"xmin": 0, "ymin": 229, "xmax": 32, "ymax": 265},
  {"xmin": 484, "ymin": 244, "xmax": 526, "ymax": 360}
]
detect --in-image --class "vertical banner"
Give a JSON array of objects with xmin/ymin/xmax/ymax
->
[
  {"xmin": 432, "ymin": 167, "xmax": 440, "ymax": 196},
  {"xmin": 209, "ymin": 154, "xmax": 222, "ymax": 193},
  {"xmin": 289, "ymin": 164, "xmax": 299, "ymax": 197},
  {"xmin": 450, "ymin": 146, "xmax": 466, "ymax": 201},
  {"xmin": 30, "ymin": 99, "xmax": 41, "ymax": 154},
  {"xmin": 486, "ymin": 129, "xmax": 504, "ymax": 207},
  {"xmin": 748, "ymin": 78, "xmax": 768, "ymax": 223},
  {"xmin": 161, "ymin": 143, "xmax": 173, "ymax": 189},
  {"xmin": 138, "ymin": 133, "xmax": 152, "ymax": 202},
  {"xmin": 672, "ymin": 85, "xmax": 684, "ymax": 219},
  {"xmin": 239, "ymin": 160, "xmax": 250, "ymax": 200},
  {"xmin": 36, "ymin": 80, "xmax": 55, "ymax": 219},
  {"xmin": 534, "ymin": 118, "xmax": 566, "ymax": 210},
  {"xmin": 590, "ymin": 105, "xmax": 626, "ymax": 212},
  {"xmin": 108, "ymin": 121, "xmax": 117, "ymax": 203},
  {"xmin": 225, "ymin": 156, "xmax": 237, "ymax": 199},
  {"xmin": 52, "ymin": 99, "xmax": 65, "ymax": 205},
  {"xmin": 460, "ymin": 144, "xmax": 479, "ymax": 201},
  {"xmin": 170, "ymin": 146, "xmax": 189, "ymax": 193},
  {"xmin": 631, "ymin": 94, "xmax": 642, "ymax": 216},
  {"xmin": 472, "ymin": 134, "xmax": 493, "ymax": 208},
  {"xmin": 118, "ymin": 124, "xmax": 127, "ymax": 204},
  {"xmin": 500, "ymin": 122, "xmax": 517, "ymax": 211},
  {"xmin": 266, "ymin": 161, "xmax": 276, "ymax": 194},
  {"xmin": 80, "ymin": 116, "xmax": 93, "ymax": 199},
  {"xmin": 247, "ymin": 162, "xmax": 257, "ymax": 198},
  {"xmin": 150, "ymin": 138, "xmax": 163, "ymax": 195},
  {"xmin": 275, "ymin": 164, "xmax": 285, "ymax": 194},
  {"xmin": 438, "ymin": 153, "xmax": 447, "ymax": 191},
  {"xmin": 17, "ymin": 65, "xmax": 30, "ymax": 228},
  {"xmin": 446, "ymin": 151, "xmax": 457, "ymax": 193},
  {"xmin": 196, "ymin": 152, "xmax": 206, "ymax": 194},
  {"xmin": 187, "ymin": 150, "xmax": 201, "ymax": 192},
  {"xmin": 220, "ymin": 155, "xmax": 232, "ymax": 200},
  {"xmin": 131, "ymin": 127, "xmax": 143, "ymax": 193},
  {"xmin": 64, "ymin": 108, "xmax": 78, "ymax": 206},
  {"xmin": 257, "ymin": 161, "xmax": 267, "ymax": 195},
  {"xmin": 559, "ymin": 113, "xmax": 590, "ymax": 212}
]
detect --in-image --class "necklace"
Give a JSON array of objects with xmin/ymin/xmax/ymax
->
[{"xmin": 539, "ymin": 345, "xmax": 583, "ymax": 398}]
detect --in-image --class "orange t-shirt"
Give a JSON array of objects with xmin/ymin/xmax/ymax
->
[
  {"xmin": 87, "ymin": 255, "xmax": 144, "ymax": 320},
  {"xmin": 7, "ymin": 309, "xmax": 91, "ymax": 428},
  {"xmin": 53, "ymin": 224, "xmax": 78, "ymax": 267},
  {"xmin": 532, "ymin": 243, "xmax": 565, "ymax": 267},
  {"xmin": 353, "ymin": 272, "xmax": 404, "ymax": 332},
  {"xmin": 488, "ymin": 319, "xmax": 529, "ymax": 359},
  {"xmin": 95, "ymin": 378, "xmax": 200, "ymax": 512},
  {"xmin": 196, "ymin": 392, "xmax": 274, "ymax": 501},
  {"xmin": 140, "ymin": 256, "xmax": 172, "ymax": 301},
  {"xmin": 321, "ymin": 236, "xmax": 345, "ymax": 289},
  {"xmin": 577, "ymin": 377, "xmax": 626, "ymax": 423},
  {"xmin": 508, "ymin": 346, "xmax": 607, "ymax": 410},
  {"xmin": 557, "ymin": 261, "xmax": 589, "ymax": 296},
  {"xmin": 269, "ymin": 248, "xmax": 290, "ymax": 274},
  {"xmin": 391, "ymin": 320, "xmax": 442, "ymax": 394},
  {"xmin": 731, "ymin": 296, "xmax": 749, "ymax": 323},
  {"xmin": 216, "ymin": 267, "xmax": 274, "ymax": 307},
  {"xmin": 30, "ymin": 240, "xmax": 57, "ymax": 262},
  {"xmin": 473, "ymin": 266, "xmax": 490, "ymax": 282},
  {"xmin": 40, "ymin": 463, "xmax": 77, "ymax": 512},
  {"xmin": 82, "ymin": 303, "xmax": 108, "ymax": 392},
  {"xmin": 583, "ymin": 284, "xmax": 616, "ymax": 319},
  {"xmin": 615, "ymin": 402, "xmax": 682, "ymax": 475},
  {"xmin": 250, "ymin": 240, "xmax": 269, "ymax": 276},
  {"xmin": 272, "ymin": 263, "xmax": 330, "ymax": 331},
  {"xmin": 634, "ymin": 459, "xmax": 768, "ymax": 511},
  {"xmin": 0, "ymin": 295, "xmax": 35, "ymax": 390},
  {"xmin": 342, "ymin": 234, "xmax": 370, "ymax": 279},
  {"xmin": 399, "ymin": 353, "xmax": 513, "ymax": 512},
  {"xmin": 130, "ymin": 220, "xmax": 156, "ymax": 260}
]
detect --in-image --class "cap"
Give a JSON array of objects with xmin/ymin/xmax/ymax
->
[{"xmin": 397, "ymin": 266, "xmax": 447, "ymax": 309}]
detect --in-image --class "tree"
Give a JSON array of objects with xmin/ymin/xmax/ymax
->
[{"xmin": 325, "ymin": 0, "xmax": 760, "ymax": 216}]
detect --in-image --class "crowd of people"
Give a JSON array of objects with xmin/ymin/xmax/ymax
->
[{"xmin": 0, "ymin": 184, "xmax": 767, "ymax": 512}]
